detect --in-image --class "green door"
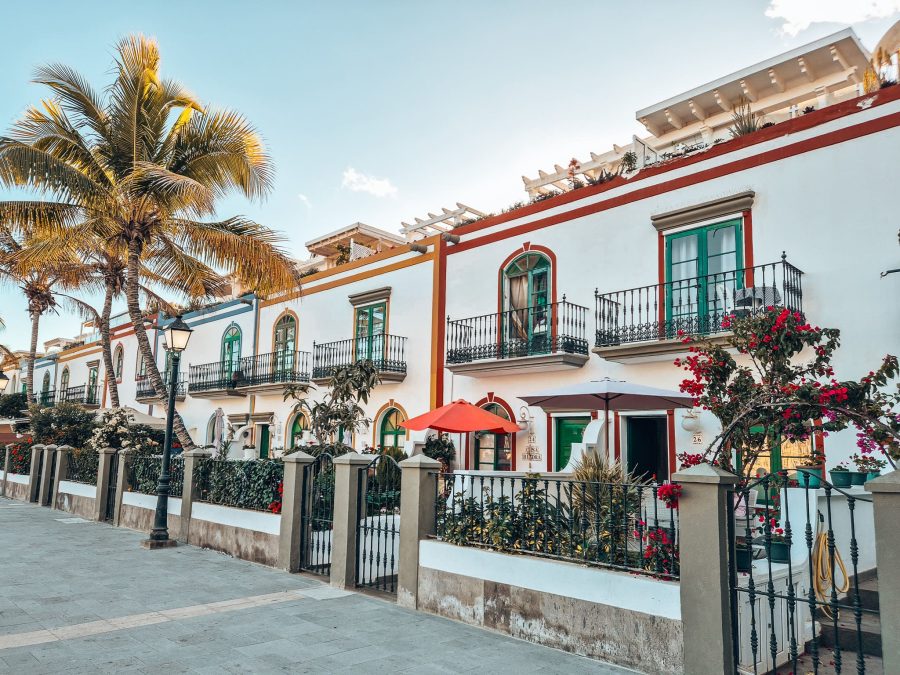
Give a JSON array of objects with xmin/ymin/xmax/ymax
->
[
  {"xmin": 274, "ymin": 315, "xmax": 297, "ymax": 375},
  {"xmin": 555, "ymin": 417, "xmax": 590, "ymax": 471},
  {"xmin": 504, "ymin": 254, "xmax": 550, "ymax": 356},
  {"xmin": 665, "ymin": 219, "xmax": 743, "ymax": 335},
  {"xmin": 475, "ymin": 403, "xmax": 513, "ymax": 471},
  {"xmin": 258, "ymin": 425, "xmax": 270, "ymax": 459},
  {"xmin": 87, "ymin": 366, "xmax": 99, "ymax": 404},
  {"xmin": 222, "ymin": 325, "xmax": 242, "ymax": 376},
  {"xmin": 355, "ymin": 303, "xmax": 386, "ymax": 363}
]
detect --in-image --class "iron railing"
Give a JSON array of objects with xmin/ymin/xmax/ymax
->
[
  {"xmin": 135, "ymin": 373, "xmax": 186, "ymax": 400},
  {"xmin": 312, "ymin": 334, "xmax": 407, "ymax": 380},
  {"xmin": 433, "ymin": 473, "xmax": 680, "ymax": 580},
  {"xmin": 299, "ymin": 453, "xmax": 335, "ymax": 577},
  {"xmin": 594, "ymin": 256, "xmax": 804, "ymax": 347},
  {"xmin": 66, "ymin": 449, "xmax": 99, "ymax": 485},
  {"xmin": 128, "ymin": 454, "xmax": 184, "ymax": 498},
  {"xmin": 446, "ymin": 298, "xmax": 589, "ymax": 364},
  {"xmin": 239, "ymin": 351, "xmax": 310, "ymax": 387},
  {"xmin": 35, "ymin": 389, "xmax": 56, "ymax": 406},
  {"xmin": 356, "ymin": 453, "xmax": 403, "ymax": 594},
  {"xmin": 188, "ymin": 361, "xmax": 243, "ymax": 394},
  {"xmin": 59, "ymin": 385, "xmax": 86, "ymax": 404}
]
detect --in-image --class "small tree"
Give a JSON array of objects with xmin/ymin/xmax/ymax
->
[
  {"xmin": 284, "ymin": 360, "xmax": 379, "ymax": 455},
  {"xmin": 0, "ymin": 392, "xmax": 28, "ymax": 418},
  {"xmin": 675, "ymin": 307, "xmax": 899, "ymax": 477},
  {"xmin": 27, "ymin": 401, "xmax": 96, "ymax": 447}
]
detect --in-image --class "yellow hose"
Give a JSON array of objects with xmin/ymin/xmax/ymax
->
[{"xmin": 811, "ymin": 531, "xmax": 849, "ymax": 620}]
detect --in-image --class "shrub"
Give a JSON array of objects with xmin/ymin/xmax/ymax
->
[
  {"xmin": 5, "ymin": 441, "xmax": 32, "ymax": 474},
  {"xmin": 128, "ymin": 455, "xmax": 184, "ymax": 497},
  {"xmin": 28, "ymin": 402, "xmax": 95, "ymax": 447},
  {"xmin": 88, "ymin": 408, "xmax": 164, "ymax": 455},
  {"xmin": 0, "ymin": 393, "xmax": 28, "ymax": 418},
  {"xmin": 66, "ymin": 448, "xmax": 99, "ymax": 484},
  {"xmin": 194, "ymin": 458, "xmax": 283, "ymax": 512},
  {"xmin": 423, "ymin": 434, "xmax": 455, "ymax": 469}
]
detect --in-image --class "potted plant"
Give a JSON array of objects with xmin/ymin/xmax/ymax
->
[
  {"xmin": 423, "ymin": 433, "xmax": 456, "ymax": 473},
  {"xmin": 735, "ymin": 535, "xmax": 753, "ymax": 573},
  {"xmin": 242, "ymin": 444, "xmax": 257, "ymax": 460},
  {"xmin": 829, "ymin": 462, "xmax": 853, "ymax": 488},
  {"xmin": 758, "ymin": 516, "xmax": 790, "ymax": 564},
  {"xmin": 852, "ymin": 453, "xmax": 887, "ymax": 482},
  {"xmin": 796, "ymin": 449, "xmax": 825, "ymax": 488}
]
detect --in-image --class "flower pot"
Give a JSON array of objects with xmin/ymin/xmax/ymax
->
[
  {"xmin": 796, "ymin": 467, "xmax": 822, "ymax": 488},
  {"xmin": 866, "ymin": 471, "xmax": 881, "ymax": 482},
  {"xmin": 243, "ymin": 446, "xmax": 257, "ymax": 460},
  {"xmin": 735, "ymin": 546, "xmax": 753, "ymax": 573},
  {"xmin": 849, "ymin": 471, "xmax": 867, "ymax": 486},
  {"xmin": 829, "ymin": 470, "xmax": 853, "ymax": 488},
  {"xmin": 768, "ymin": 541, "xmax": 791, "ymax": 564}
]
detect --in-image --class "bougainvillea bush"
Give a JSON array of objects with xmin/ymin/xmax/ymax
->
[
  {"xmin": 675, "ymin": 307, "xmax": 899, "ymax": 477},
  {"xmin": 5, "ymin": 441, "xmax": 32, "ymax": 474}
]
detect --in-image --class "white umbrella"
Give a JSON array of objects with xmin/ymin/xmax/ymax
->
[
  {"xmin": 93, "ymin": 406, "xmax": 166, "ymax": 429},
  {"xmin": 520, "ymin": 378, "xmax": 694, "ymax": 456},
  {"xmin": 213, "ymin": 407, "xmax": 225, "ymax": 448}
]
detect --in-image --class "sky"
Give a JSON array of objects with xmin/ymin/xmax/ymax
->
[{"xmin": 1, "ymin": 0, "xmax": 898, "ymax": 351}]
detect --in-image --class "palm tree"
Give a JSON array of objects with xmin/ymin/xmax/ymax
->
[{"xmin": 0, "ymin": 35, "xmax": 298, "ymax": 448}]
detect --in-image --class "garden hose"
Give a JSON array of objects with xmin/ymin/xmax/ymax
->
[{"xmin": 811, "ymin": 529, "xmax": 849, "ymax": 621}]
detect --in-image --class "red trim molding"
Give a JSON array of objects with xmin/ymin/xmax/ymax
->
[{"xmin": 474, "ymin": 393, "xmax": 518, "ymax": 471}]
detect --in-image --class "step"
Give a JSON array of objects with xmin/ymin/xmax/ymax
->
[{"xmin": 816, "ymin": 611, "xmax": 882, "ymax": 657}]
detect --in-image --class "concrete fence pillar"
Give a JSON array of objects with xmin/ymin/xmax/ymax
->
[
  {"xmin": 672, "ymin": 463, "xmax": 739, "ymax": 675},
  {"xmin": 52, "ymin": 445, "xmax": 72, "ymax": 510},
  {"xmin": 277, "ymin": 450, "xmax": 316, "ymax": 572},
  {"xmin": 38, "ymin": 445, "xmax": 58, "ymax": 506},
  {"xmin": 179, "ymin": 448, "xmax": 212, "ymax": 543},
  {"xmin": 330, "ymin": 452, "xmax": 374, "ymax": 589},
  {"xmin": 397, "ymin": 454, "xmax": 441, "ymax": 609},
  {"xmin": 28, "ymin": 444, "xmax": 45, "ymax": 502},
  {"xmin": 866, "ymin": 470, "xmax": 900, "ymax": 671},
  {"xmin": 1, "ymin": 444, "xmax": 10, "ymax": 497},
  {"xmin": 113, "ymin": 449, "xmax": 134, "ymax": 527},
  {"xmin": 94, "ymin": 447, "xmax": 117, "ymax": 522}
]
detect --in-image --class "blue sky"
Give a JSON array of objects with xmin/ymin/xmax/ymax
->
[{"xmin": 1, "ymin": 0, "xmax": 898, "ymax": 351}]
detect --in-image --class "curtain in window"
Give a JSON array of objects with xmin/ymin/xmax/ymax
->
[{"xmin": 507, "ymin": 274, "xmax": 529, "ymax": 341}]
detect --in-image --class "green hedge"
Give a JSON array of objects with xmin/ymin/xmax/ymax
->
[
  {"xmin": 66, "ymin": 449, "xmax": 99, "ymax": 484},
  {"xmin": 5, "ymin": 442, "xmax": 32, "ymax": 475},
  {"xmin": 128, "ymin": 455, "xmax": 184, "ymax": 497},
  {"xmin": 194, "ymin": 458, "xmax": 283, "ymax": 512}
]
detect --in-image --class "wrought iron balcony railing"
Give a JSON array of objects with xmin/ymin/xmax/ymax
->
[
  {"xmin": 239, "ymin": 351, "xmax": 311, "ymax": 387},
  {"xmin": 188, "ymin": 361, "xmax": 243, "ymax": 394},
  {"xmin": 58, "ymin": 384, "xmax": 101, "ymax": 406},
  {"xmin": 446, "ymin": 299, "xmax": 589, "ymax": 364},
  {"xmin": 312, "ymin": 334, "xmax": 407, "ymax": 380},
  {"xmin": 35, "ymin": 389, "xmax": 56, "ymax": 406},
  {"xmin": 594, "ymin": 256, "xmax": 803, "ymax": 348},
  {"xmin": 136, "ymin": 373, "xmax": 186, "ymax": 400}
]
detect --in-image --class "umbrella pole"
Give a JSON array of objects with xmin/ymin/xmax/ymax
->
[{"xmin": 604, "ymin": 400, "xmax": 610, "ymax": 460}]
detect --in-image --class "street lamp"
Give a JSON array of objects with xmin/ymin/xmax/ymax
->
[
  {"xmin": 0, "ymin": 370, "xmax": 10, "ymax": 394},
  {"xmin": 144, "ymin": 315, "xmax": 192, "ymax": 549}
]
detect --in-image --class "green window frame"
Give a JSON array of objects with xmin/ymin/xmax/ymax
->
[
  {"xmin": 87, "ymin": 365, "xmax": 99, "ymax": 404},
  {"xmin": 221, "ymin": 324, "xmax": 242, "ymax": 374},
  {"xmin": 502, "ymin": 253, "xmax": 551, "ymax": 355},
  {"xmin": 114, "ymin": 345, "xmax": 124, "ymax": 380},
  {"xmin": 665, "ymin": 218, "xmax": 744, "ymax": 334},
  {"xmin": 274, "ymin": 315, "xmax": 297, "ymax": 373},
  {"xmin": 354, "ymin": 302, "xmax": 386, "ymax": 362},
  {"xmin": 379, "ymin": 408, "xmax": 406, "ymax": 452},
  {"xmin": 474, "ymin": 403, "xmax": 513, "ymax": 471},
  {"xmin": 41, "ymin": 372, "xmax": 50, "ymax": 393},
  {"xmin": 60, "ymin": 367, "xmax": 70, "ymax": 392},
  {"xmin": 289, "ymin": 413, "xmax": 308, "ymax": 449}
]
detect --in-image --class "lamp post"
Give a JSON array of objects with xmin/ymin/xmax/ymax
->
[{"xmin": 143, "ymin": 315, "xmax": 192, "ymax": 549}]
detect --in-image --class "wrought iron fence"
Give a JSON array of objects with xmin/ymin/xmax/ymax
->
[
  {"xmin": 446, "ymin": 298, "xmax": 589, "ymax": 364},
  {"xmin": 194, "ymin": 458, "xmax": 283, "ymax": 512},
  {"xmin": 239, "ymin": 351, "xmax": 311, "ymax": 387},
  {"xmin": 356, "ymin": 453, "xmax": 402, "ymax": 594},
  {"xmin": 128, "ymin": 455, "xmax": 184, "ymax": 498},
  {"xmin": 312, "ymin": 334, "xmax": 407, "ymax": 380},
  {"xmin": 299, "ymin": 453, "xmax": 335, "ymax": 576},
  {"xmin": 727, "ymin": 472, "xmax": 879, "ymax": 674},
  {"xmin": 433, "ymin": 473, "xmax": 680, "ymax": 579},
  {"xmin": 595, "ymin": 256, "xmax": 804, "ymax": 347},
  {"xmin": 188, "ymin": 362, "xmax": 241, "ymax": 394},
  {"xmin": 135, "ymin": 373, "xmax": 186, "ymax": 400},
  {"xmin": 66, "ymin": 449, "xmax": 99, "ymax": 485}
]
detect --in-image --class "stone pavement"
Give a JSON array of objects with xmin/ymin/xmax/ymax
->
[{"xmin": 0, "ymin": 498, "xmax": 634, "ymax": 674}]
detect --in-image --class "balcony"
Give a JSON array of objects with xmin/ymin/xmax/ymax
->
[
  {"xmin": 59, "ymin": 385, "xmax": 101, "ymax": 408},
  {"xmin": 135, "ymin": 373, "xmax": 186, "ymax": 403},
  {"xmin": 236, "ymin": 351, "xmax": 311, "ymax": 393},
  {"xmin": 312, "ymin": 334, "xmax": 407, "ymax": 383},
  {"xmin": 445, "ymin": 299, "xmax": 590, "ymax": 376},
  {"xmin": 593, "ymin": 257, "xmax": 803, "ymax": 362},
  {"xmin": 187, "ymin": 362, "xmax": 247, "ymax": 398},
  {"xmin": 34, "ymin": 389, "xmax": 56, "ymax": 407}
]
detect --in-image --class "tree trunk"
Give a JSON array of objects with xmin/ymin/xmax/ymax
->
[
  {"xmin": 100, "ymin": 283, "xmax": 119, "ymax": 408},
  {"xmin": 124, "ymin": 240, "xmax": 194, "ymax": 450},
  {"xmin": 26, "ymin": 310, "xmax": 39, "ymax": 401}
]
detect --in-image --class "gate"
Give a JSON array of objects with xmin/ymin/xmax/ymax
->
[
  {"xmin": 104, "ymin": 452, "xmax": 119, "ymax": 522},
  {"xmin": 727, "ymin": 471, "xmax": 880, "ymax": 674},
  {"xmin": 31, "ymin": 449, "xmax": 44, "ymax": 502},
  {"xmin": 299, "ymin": 453, "xmax": 335, "ymax": 576},
  {"xmin": 43, "ymin": 451, "xmax": 57, "ymax": 506},
  {"xmin": 355, "ymin": 453, "xmax": 402, "ymax": 595}
]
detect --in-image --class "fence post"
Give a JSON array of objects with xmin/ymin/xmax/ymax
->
[
  {"xmin": 180, "ymin": 448, "xmax": 212, "ymax": 544},
  {"xmin": 94, "ymin": 447, "xmax": 117, "ymax": 522},
  {"xmin": 52, "ymin": 445, "xmax": 72, "ymax": 510},
  {"xmin": 113, "ymin": 449, "xmax": 134, "ymax": 527},
  {"xmin": 38, "ymin": 445, "xmax": 57, "ymax": 506},
  {"xmin": 330, "ymin": 452, "xmax": 374, "ymax": 589},
  {"xmin": 28, "ymin": 444, "xmax": 45, "ymax": 502},
  {"xmin": 277, "ymin": 450, "xmax": 316, "ymax": 572},
  {"xmin": 672, "ymin": 463, "xmax": 739, "ymax": 675},
  {"xmin": 866, "ymin": 470, "xmax": 900, "ymax": 670},
  {"xmin": 1, "ymin": 444, "xmax": 9, "ymax": 497},
  {"xmin": 397, "ymin": 454, "xmax": 441, "ymax": 609}
]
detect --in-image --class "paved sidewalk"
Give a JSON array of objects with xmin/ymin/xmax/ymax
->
[{"xmin": 0, "ymin": 498, "xmax": 633, "ymax": 674}]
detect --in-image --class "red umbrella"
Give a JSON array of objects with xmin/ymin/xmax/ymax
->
[{"xmin": 400, "ymin": 399, "xmax": 520, "ymax": 434}]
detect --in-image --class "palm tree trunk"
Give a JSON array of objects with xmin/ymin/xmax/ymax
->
[
  {"xmin": 100, "ymin": 283, "xmax": 119, "ymax": 408},
  {"xmin": 26, "ymin": 310, "xmax": 39, "ymax": 401},
  {"xmin": 124, "ymin": 240, "xmax": 194, "ymax": 450}
]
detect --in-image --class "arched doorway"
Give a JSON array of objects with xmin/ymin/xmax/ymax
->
[
  {"xmin": 475, "ymin": 403, "xmax": 513, "ymax": 471},
  {"xmin": 502, "ymin": 252, "xmax": 551, "ymax": 356},
  {"xmin": 378, "ymin": 407, "xmax": 406, "ymax": 453},
  {"xmin": 274, "ymin": 314, "xmax": 297, "ymax": 374},
  {"xmin": 289, "ymin": 412, "xmax": 309, "ymax": 449}
]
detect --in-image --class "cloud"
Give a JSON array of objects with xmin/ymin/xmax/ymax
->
[
  {"xmin": 341, "ymin": 167, "xmax": 398, "ymax": 198},
  {"xmin": 765, "ymin": 0, "xmax": 900, "ymax": 36},
  {"xmin": 297, "ymin": 193, "xmax": 312, "ymax": 208}
]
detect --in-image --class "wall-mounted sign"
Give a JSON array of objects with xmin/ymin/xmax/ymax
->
[{"xmin": 692, "ymin": 432, "xmax": 704, "ymax": 445}]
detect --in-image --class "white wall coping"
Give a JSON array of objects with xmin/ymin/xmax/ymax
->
[
  {"xmin": 122, "ymin": 490, "xmax": 182, "ymax": 514},
  {"xmin": 58, "ymin": 481, "xmax": 96, "ymax": 499},
  {"xmin": 191, "ymin": 501, "xmax": 281, "ymax": 535},
  {"xmin": 420, "ymin": 539, "xmax": 681, "ymax": 621},
  {"xmin": 6, "ymin": 473, "xmax": 29, "ymax": 485}
]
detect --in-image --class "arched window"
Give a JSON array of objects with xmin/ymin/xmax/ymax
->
[
  {"xmin": 60, "ymin": 367, "xmax": 70, "ymax": 392},
  {"xmin": 274, "ymin": 315, "xmax": 297, "ymax": 373},
  {"xmin": 379, "ymin": 407, "xmax": 406, "ymax": 453},
  {"xmin": 502, "ymin": 253, "xmax": 551, "ymax": 355},
  {"xmin": 136, "ymin": 352, "xmax": 147, "ymax": 379},
  {"xmin": 114, "ymin": 345, "xmax": 124, "ymax": 381},
  {"xmin": 289, "ymin": 412, "xmax": 309, "ymax": 449},
  {"xmin": 41, "ymin": 372, "xmax": 50, "ymax": 393},
  {"xmin": 475, "ymin": 403, "xmax": 512, "ymax": 471},
  {"xmin": 221, "ymin": 324, "xmax": 242, "ymax": 374}
]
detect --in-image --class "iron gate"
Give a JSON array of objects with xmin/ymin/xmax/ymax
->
[
  {"xmin": 727, "ymin": 471, "xmax": 880, "ymax": 674},
  {"xmin": 43, "ymin": 450, "xmax": 57, "ymax": 506},
  {"xmin": 31, "ymin": 449, "xmax": 44, "ymax": 503},
  {"xmin": 104, "ymin": 452, "xmax": 119, "ymax": 522},
  {"xmin": 299, "ymin": 453, "xmax": 335, "ymax": 576},
  {"xmin": 355, "ymin": 453, "xmax": 402, "ymax": 594}
]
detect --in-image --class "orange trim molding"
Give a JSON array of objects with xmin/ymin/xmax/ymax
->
[{"xmin": 372, "ymin": 399, "xmax": 411, "ymax": 447}]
